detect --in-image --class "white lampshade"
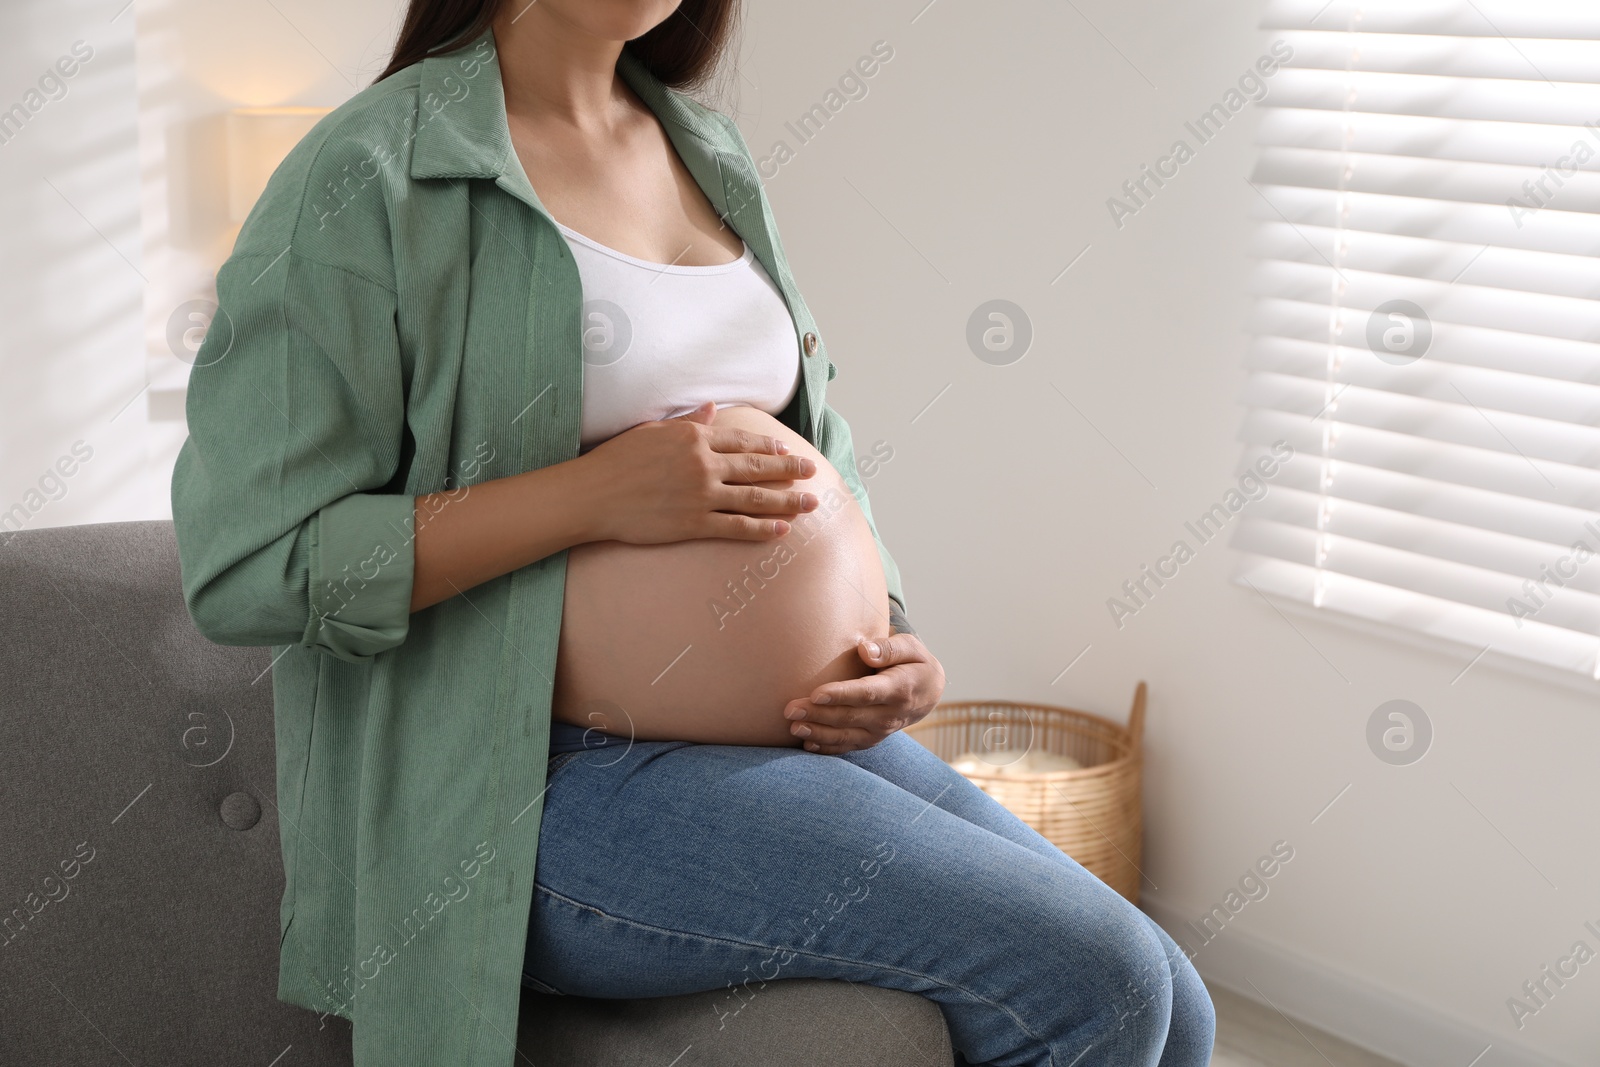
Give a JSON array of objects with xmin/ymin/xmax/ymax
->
[{"xmin": 226, "ymin": 107, "xmax": 332, "ymax": 223}]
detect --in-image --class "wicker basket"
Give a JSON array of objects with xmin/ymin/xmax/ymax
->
[{"xmin": 903, "ymin": 682, "xmax": 1146, "ymax": 904}]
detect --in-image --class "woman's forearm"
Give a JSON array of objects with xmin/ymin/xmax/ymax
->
[
  {"xmin": 409, "ymin": 407, "xmax": 818, "ymax": 614},
  {"xmin": 409, "ymin": 455, "xmax": 600, "ymax": 613}
]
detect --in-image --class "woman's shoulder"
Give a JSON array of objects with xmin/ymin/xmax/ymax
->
[{"xmin": 659, "ymin": 86, "xmax": 745, "ymax": 158}]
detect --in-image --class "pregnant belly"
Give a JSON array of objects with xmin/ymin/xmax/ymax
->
[{"xmin": 552, "ymin": 404, "xmax": 891, "ymax": 748}]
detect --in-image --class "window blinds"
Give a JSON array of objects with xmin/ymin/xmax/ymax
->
[{"xmin": 1231, "ymin": 0, "xmax": 1600, "ymax": 678}]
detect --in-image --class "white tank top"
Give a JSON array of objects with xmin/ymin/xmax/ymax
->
[{"xmin": 554, "ymin": 220, "xmax": 803, "ymax": 453}]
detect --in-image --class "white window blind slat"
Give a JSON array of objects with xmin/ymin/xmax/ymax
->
[
  {"xmin": 1253, "ymin": 146, "xmax": 1600, "ymax": 212},
  {"xmin": 1240, "ymin": 371, "xmax": 1600, "ymax": 469},
  {"xmin": 1251, "ymin": 223, "xmax": 1600, "ymax": 303},
  {"xmin": 1262, "ymin": 0, "xmax": 1600, "ymax": 40},
  {"xmin": 1235, "ymin": 514, "xmax": 1600, "ymax": 633},
  {"xmin": 1250, "ymin": 445, "xmax": 1600, "ymax": 550},
  {"xmin": 1247, "ymin": 304, "xmax": 1600, "ymax": 386},
  {"xmin": 1246, "ymin": 489, "xmax": 1600, "ymax": 601},
  {"xmin": 1243, "ymin": 341, "xmax": 1600, "ymax": 428},
  {"xmin": 1258, "ymin": 110, "xmax": 1600, "ymax": 171},
  {"xmin": 1239, "ymin": 409, "xmax": 1600, "ymax": 515},
  {"xmin": 1268, "ymin": 67, "xmax": 1600, "ymax": 126},
  {"xmin": 1237, "ymin": 556, "xmax": 1600, "ymax": 677},
  {"xmin": 1247, "ymin": 262, "xmax": 1600, "ymax": 346},
  {"xmin": 1278, "ymin": 31, "xmax": 1600, "ymax": 82},
  {"xmin": 1246, "ymin": 185, "xmax": 1600, "ymax": 258}
]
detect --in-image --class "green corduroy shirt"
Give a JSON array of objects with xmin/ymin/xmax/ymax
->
[{"xmin": 170, "ymin": 23, "xmax": 907, "ymax": 1067}]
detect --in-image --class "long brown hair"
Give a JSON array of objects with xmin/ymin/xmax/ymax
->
[{"xmin": 374, "ymin": 0, "xmax": 741, "ymax": 91}]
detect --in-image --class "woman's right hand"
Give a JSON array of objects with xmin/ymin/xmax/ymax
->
[{"xmin": 578, "ymin": 401, "xmax": 822, "ymax": 545}]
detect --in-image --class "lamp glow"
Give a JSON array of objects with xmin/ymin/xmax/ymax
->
[{"xmin": 226, "ymin": 107, "xmax": 331, "ymax": 223}]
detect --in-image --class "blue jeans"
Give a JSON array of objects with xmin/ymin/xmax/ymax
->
[{"xmin": 522, "ymin": 732, "xmax": 1215, "ymax": 1067}]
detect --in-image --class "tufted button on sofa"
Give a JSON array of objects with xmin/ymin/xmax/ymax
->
[{"xmin": 0, "ymin": 519, "xmax": 955, "ymax": 1067}]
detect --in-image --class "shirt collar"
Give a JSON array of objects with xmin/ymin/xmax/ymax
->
[
  {"xmin": 408, "ymin": 23, "xmax": 724, "ymax": 183},
  {"xmin": 402, "ymin": 24, "xmax": 818, "ymax": 439}
]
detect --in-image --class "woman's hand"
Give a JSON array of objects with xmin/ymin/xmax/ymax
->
[
  {"xmin": 782, "ymin": 634, "xmax": 947, "ymax": 754},
  {"xmin": 577, "ymin": 401, "xmax": 822, "ymax": 545}
]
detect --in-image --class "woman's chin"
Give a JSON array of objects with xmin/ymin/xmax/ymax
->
[{"xmin": 551, "ymin": 405, "xmax": 890, "ymax": 747}]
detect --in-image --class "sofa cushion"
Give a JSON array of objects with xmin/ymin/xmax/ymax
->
[
  {"xmin": 0, "ymin": 520, "xmax": 952, "ymax": 1067},
  {"xmin": 520, "ymin": 979, "xmax": 954, "ymax": 1066}
]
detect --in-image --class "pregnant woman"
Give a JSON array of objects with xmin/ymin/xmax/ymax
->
[{"xmin": 171, "ymin": 2, "xmax": 1213, "ymax": 1065}]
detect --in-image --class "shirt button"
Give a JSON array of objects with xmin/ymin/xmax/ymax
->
[{"xmin": 802, "ymin": 331, "xmax": 819, "ymax": 357}]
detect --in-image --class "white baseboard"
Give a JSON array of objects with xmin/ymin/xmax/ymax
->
[{"xmin": 1139, "ymin": 893, "xmax": 1576, "ymax": 1067}]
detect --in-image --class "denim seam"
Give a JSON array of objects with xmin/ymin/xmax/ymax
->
[
  {"xmin": 534, "ymin": 882, "xmax": 1055, "ymax": 1063},
  {"xmin": 545, "ymin": 751, "xmax": 581, "ymax": 775}
]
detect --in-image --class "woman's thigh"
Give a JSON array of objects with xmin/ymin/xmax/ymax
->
[{"xmin": 524, "ymin": 739, "xmax": 1192, "ymax": 1066}]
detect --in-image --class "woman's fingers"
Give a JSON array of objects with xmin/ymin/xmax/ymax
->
[
  {"xmin": 855, "ymin": 632, "xmax": 927, "ymax": 669},
  {"xmin": 704, "ymin": 423, "xmax": 789, "ymax": 457},
  {"xmin": 706, "ymin": 513, "xmax": 793, "ymax": 541},
  {"xmin": 700, "ymin": 483, "xmax": 823, "ymax": 538},
  {"xmin": 714, "ymin": 483, "xmax": 818, "ymax": 517},
  {"xmin": 705, "ymin": 428, "xmax": 815, "ymax": 483},
  {"xmin": 787, "ymin": 694, "xmax": 912, "ymax": 735},
  {"xmin": 803, "ymin": 671, "xmax": 902, "ymax": 712},
  {"xmin": 789, "ymin": 719, "xmax": 878, "ymax": 754},
  {"xmin": 721, "ymin": 449, "xmax": 815, "ymax": 485}
]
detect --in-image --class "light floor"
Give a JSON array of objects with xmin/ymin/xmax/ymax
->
[{"xmin": 1210, "ymin": 985, "xmax": 1405, "ymax": 1067}]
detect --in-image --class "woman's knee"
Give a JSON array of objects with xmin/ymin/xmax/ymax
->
[
  {"xmin": 1093, "ymin": 916, "xmax": 1178, "ymax": 1050},
  {"xmin": 1158, "ymin": 949, "xmax": 1216, "ymax": 1067},
  {"xmin": 1128, "ymin": 913, "xmax": 1215, "ymax": 1066},
  {"xmin": 981, "ymin": 875, "xmax": 1177, "ymax": 1055}
]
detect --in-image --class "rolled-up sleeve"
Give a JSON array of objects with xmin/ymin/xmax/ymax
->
[{"xmin": 172, "ymin": 250, "xmax": 414, "ymax": 663}]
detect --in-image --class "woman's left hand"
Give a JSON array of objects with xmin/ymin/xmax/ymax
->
[{"xmin": 783, "ymin": 634, "xmax": 946, "ymax": 754}]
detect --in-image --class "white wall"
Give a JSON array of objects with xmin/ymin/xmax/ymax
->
[
  {"xmin": 730, "ymin": 2, "xmax": 1599, "ymax": 1064},
  {"xmin": 0, "ymin": 0, "xmax": 407, "ymax": 528},
  {"xmin": 0, "ymin": 3, "xmax": 143, "ymax": 532},
  {"xmin": 131, "ymin": 0, "xmax": 408, "ymax": 516}
]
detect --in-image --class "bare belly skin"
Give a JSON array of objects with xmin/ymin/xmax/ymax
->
[{"xmin": 551, "ymin": 404, "xmax": 891, "ymax": 747}]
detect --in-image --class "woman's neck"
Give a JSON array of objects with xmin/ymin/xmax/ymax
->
[{"xmin": 489, "ymin": 7, "xmax": 629, "ymax": 131}]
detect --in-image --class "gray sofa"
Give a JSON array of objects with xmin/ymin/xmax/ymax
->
[{"xmin": 0, "ymin": 519, "xmax": 954, "ymax": 1067}]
